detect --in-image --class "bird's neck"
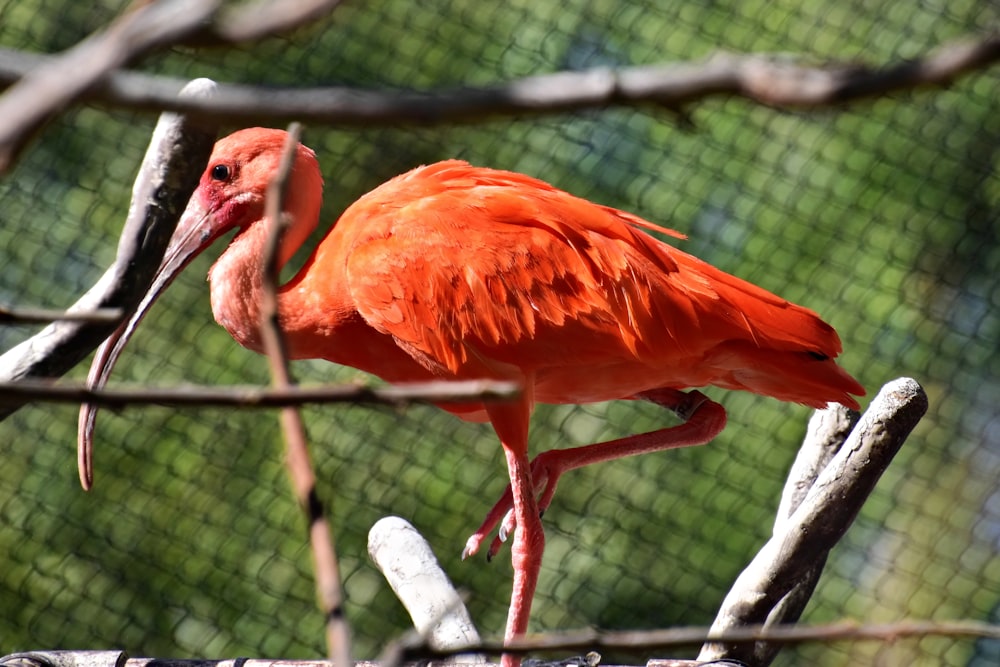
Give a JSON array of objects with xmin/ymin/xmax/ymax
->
[{"xmin": 207, "ymin": 222, "xmax": 306, "ymax": 355}]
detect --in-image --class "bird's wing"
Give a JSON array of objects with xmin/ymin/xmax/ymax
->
[{"xmin": 339, "ymin": 161, "xmax": 861, "ymax": 407}]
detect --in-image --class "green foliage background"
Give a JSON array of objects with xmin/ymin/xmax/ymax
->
[{"xmin": 1, "ymin": 1, "xmax": 999, "ymax": 665}]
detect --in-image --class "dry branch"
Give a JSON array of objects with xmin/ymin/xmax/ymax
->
[
  {"xmin": 0, "ymin": 34, "xmax": 996, "ymax": 130},
  {"xmin": 748, "ymin": 406, "xmax": 860, "ymax": 666},
  {"xmin": 4, "ymin": 616, "xmax": 1000, "ymax": 667},
  {"xmin": 258, "ymin": 123, "xmax": 351, "ymax": 665},
  {"xmin": 697, "ymin": 377, "xmax": 928, "ymax": 665},
  {"xmin": 187, "ymin": 0, "xmax": 345, "ymax": 45},
  {"xmin": 0, "ymin": 78, "xmax": 218, "ymax": 419},
  {"xmin": 0, "ymin": 378, "xmax": 519, "ymax": 409},
  {"xmin": 0, "ymin": 0, "xmax": 221, "ymax": 171},
  {"xmin": 0, "ymin": 0, "xmax": 345, "ymax": 170},
  {"xmin": 0, "ymin": 305, "xmax": 122, "ymax": 325}
]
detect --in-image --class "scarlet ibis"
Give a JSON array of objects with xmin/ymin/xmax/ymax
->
[{"xmin": 80, "ymin": 127, "xmax": 864, "ymax": 665}]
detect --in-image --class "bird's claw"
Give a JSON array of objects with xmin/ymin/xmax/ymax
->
[
  {"xmin": 461, "ymin": 534, "xmax": 484, "ymax": 561},
  {"xmin": 463, "ymin": 455, "xmax": 560, "ymax": 562}
]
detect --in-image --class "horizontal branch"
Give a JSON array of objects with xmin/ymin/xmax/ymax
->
[
  {"xmin": 3, "ymin": 617, "xmax": 998, "ymax": 667},
  {"xmin": 0, "ymin": 378, "xmax": 520, "ymax": 410},
  {"xmin": 0, "ymin": 305, "xmax": 122, "ymax": 325},
  {"xmin": 183, "ymin": 0, "xmax": 344, "ymax": 46},
  {"xmin": 0, "ymin": 34, "xmax": 997, "ymax": 130},
  {"xmin": 399, "ymin": 618, "xmax": 1000, "ymax": 662}
]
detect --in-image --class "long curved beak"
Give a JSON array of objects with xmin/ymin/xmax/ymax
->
[{"xmin": 77, "ymin": 195, "xmax": 221, "ymax": 490}]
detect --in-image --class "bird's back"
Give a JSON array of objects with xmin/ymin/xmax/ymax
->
[{"xmin": 318, "ymin": 160, "xmax": 863, "ymax": 412}]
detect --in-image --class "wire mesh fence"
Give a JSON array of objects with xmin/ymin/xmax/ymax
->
[{"xmin": 1, "ymin": 1, "xmax": 999, "ymax": 665}]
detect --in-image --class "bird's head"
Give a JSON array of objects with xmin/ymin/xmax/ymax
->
[
  {"xmin": 189, "ymin": 127, "xmax": 323, "ymax": 266},
  {"xmin": 77, "ymin": 127, "xmax": 322, "ymax": 489}
]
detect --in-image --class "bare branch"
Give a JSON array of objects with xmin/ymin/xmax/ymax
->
[
  {"xmin": 0, "ymin": 79, "xmax": 218, "ymax": 419},
  {"xmin": 197, "ymin": 0, "xmax": 346, "ymax": 45},
  {"xmin": 0, "ymin": 305, "xmax": 122, "ymax": 325},
  {"xmin": 0, "ymin": 0, "xmax": 346, "ymax": 170},
  {"xmin": 0, "ymin": 34, "xmax": 996, "ymax": 130},
  {"xmin": 389, "ymin": 617, "xmax": 1000, "ymax": 663},
  {"xmin": 258, "ymin": 123, "xmax": 349, "ymax": 664},
  {"xmin": 0, "ymin": 378, "xmax": 520, "ymax": 410},
  {"xmin": 775, "ymin": 406, "xmax": 860, "ymax": 523},
  {"xmin": 0, "ymin": 0, "xmax": 221, "ymax": 171},
  {"xmin": 746, "ymin": 405, "xmax": 861, "ymax": 666},
  {"xmin": 3, "ymin": 617, "xmax": 1000, "ymax": 667},
  {"xmin": 697, "ymin": 378, "xmax": 928, "ymax": 665}
]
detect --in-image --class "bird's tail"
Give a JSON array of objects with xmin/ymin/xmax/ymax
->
[{"xmin": 701, "ymin": 339, "xmax": 864, "ymax": 410}]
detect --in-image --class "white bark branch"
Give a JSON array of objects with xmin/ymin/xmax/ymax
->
[
  {"xmin": 697, "ymin": 377, "xmax": 928, "ymax": 665},
  {"xmin": 368, "ymin": 517, "xmax": 483, "ymax": 661},
  {"xmin": 0, "ymin": 78, "xmax": 218, "ymax": 420}
]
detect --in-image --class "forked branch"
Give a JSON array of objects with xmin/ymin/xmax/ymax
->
[{"xmin": 698, "ymin": 377, "xmax": 927, "ymax": 665}]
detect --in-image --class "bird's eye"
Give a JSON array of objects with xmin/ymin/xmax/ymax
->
[{"xmin": 210, "ymin": 164, "xmax": 231, "ymax": 181}]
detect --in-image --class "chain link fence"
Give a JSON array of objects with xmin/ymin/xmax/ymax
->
[{"xmin": 1, "ymin": 1, "xmax": 999, "ymax": 665}]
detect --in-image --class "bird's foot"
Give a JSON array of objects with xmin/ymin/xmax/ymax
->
[{"xmin": 462, "ymin": 452, "xmax": 560, "ymax": 561}]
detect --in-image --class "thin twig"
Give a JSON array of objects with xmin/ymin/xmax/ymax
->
[
  {"xmin": 388, "ymin": 617, "xmax": 1000, "ymax": 662},
  {"xmin": 0, "ymin": 78, "xmax": 218, "ymax": 419},
  {"xmin": 257, "ymin": 123, "xmax": 351, "ymax": 665},
  {"xmin": 0, "ymin": 34, "xmax": 996, "ymax": 128},
  {"xmin": 0, "ymin": 378, "xmax": 521, "ymax": 409},
  {"xmin": 0, "ymin": 305, "xmax": 123, "ymax": 325},
  {"xmin": 697, "ymin": 378, "xmax": 928, "ymax": 665}
]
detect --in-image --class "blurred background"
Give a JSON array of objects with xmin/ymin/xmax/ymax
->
[{"xmin": 1, "ymin": 1, "xmax": 998, "ymax": 665}]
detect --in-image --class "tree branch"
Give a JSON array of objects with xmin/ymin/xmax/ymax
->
[
  {"xmin": 258, "ymin": 123, "xmax": 352, "ymax": 665},
  {"xmin": 0, "ymin": 305, "xmax": 122, "ymax": 325},
  {"xmin": 0, "ymin": 0, "xmax": 221, "ymax": 171},
  {"xmin": 185, "ymin": 0, "xmax": 345, "ymax": 46},
  {"xmin": 0, "ymin": 78, "xmax": 218, "ymax": 419},
  {"xmin": 368, "ymin": 517, "xmax": 483, "ymax": 661},
  {"xmin": 0, "ymin": 378, "xmax": 520, "ymax": 410},
  {"xmin": 0, "ymin": 0, "xmax": 345, "ymax": 171},
  {"xmin": 0, "ymin": 34, "xmax": 996, "ymax": 131},
  {"xmin": 3, "ymin": 616, "xmax": 1000, "ymax": 667},
  {"xmin": 697, "ymin": 377, "xmax": 928, "ymax": 665}
]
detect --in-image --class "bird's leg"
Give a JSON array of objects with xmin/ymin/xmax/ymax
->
[
  {"xmin": 463, "ymin": 389, "xmax": 727, "ymax": 560},
  {"xmin": 483, "ymin": 398, "xmax": 543, "ymax": 667}
]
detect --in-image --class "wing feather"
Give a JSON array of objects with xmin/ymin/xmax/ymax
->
[{"xmin": 336, "ymin": 160, "xmax": 861, "ymax": 406}]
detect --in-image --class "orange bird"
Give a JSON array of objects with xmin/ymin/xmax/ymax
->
[{"xmin": 80, "ymin": 128, "xmax": 864, "ymax": 665}]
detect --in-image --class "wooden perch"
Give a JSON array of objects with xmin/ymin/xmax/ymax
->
[
  {"xmin": 697, "ymin": 377, "xmax": 927, "ymax": 666},
  {"xmin": 0, "ymin": 78, "xmax": 217, "ymax": 420}
]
